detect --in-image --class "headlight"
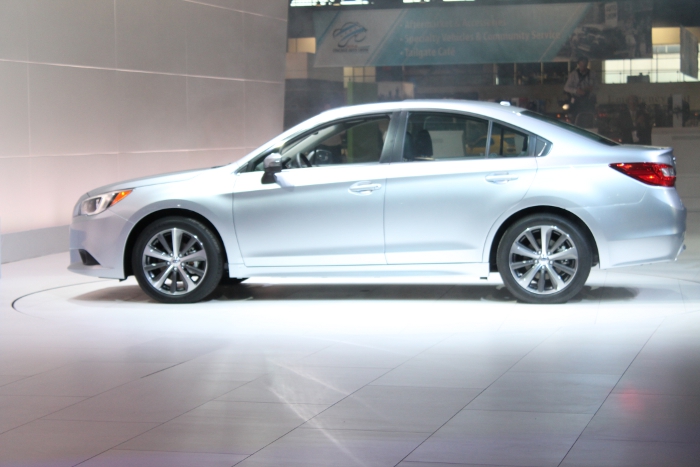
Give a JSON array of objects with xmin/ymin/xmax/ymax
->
[{"xmin": 78, "ymin": 190, "xmax": 133, "ymax": 216}]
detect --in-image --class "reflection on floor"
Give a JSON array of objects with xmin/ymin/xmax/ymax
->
[{"xmin": 1, "ymin": 215, "xmax": 700, "ymax": 467}]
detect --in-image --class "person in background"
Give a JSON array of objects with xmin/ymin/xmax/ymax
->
[
  {"xmin": 623, "ymin": 96, "xmax": 652, "ymax": 145},
  {"xmin": 564, "ymin": 57, "xmax": 597, "ymax": 126},
  {"xmin": 619, "ymin": 98, "xmax": 635, "ymax": 144},
  {"xmin": 635, "ymin": 101, "xmax": 652, "ymax": 145}
]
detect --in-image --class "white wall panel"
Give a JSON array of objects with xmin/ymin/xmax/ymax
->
[
  {"xmin": 239, "ymin": 0, "xmax": 288, "ymax": 20},
  {"xmin": 244, "ymin": 13, "xmax": 288, "ymax": 82},
  {"xmin": 117, "ymin": 72, "xmax": 188, "ymax": 153},
  {"xmin": 117, "ymin": 151, "xmax": 191, "ymax": 182},
  {"xmin": 28, "ymin": 0, "xmax": 115, "ymax": 68},
  {"xmin": 0, "ymin": 0, "xmax": 28, "ymax": 61},
  {"xmin": 29, "ymin": 155, "xmax": 119, "ymax": 230},
  {"xmin": 0, "ymin": 0, "xmax": 289, "ymax": 261},
  {"xmin": 29, "ymin": 65, "xmax": 118, "ymax": 156},
  {"xmin": 0, "ymin": 157, "xmax": 32, "ymax": 233},
  {"xmin": 0, "ymin": 225, "xmax": 68, "ymax": 263},
  {"xmin": 187, "ymin": 148, "xmax": 249, "ymax": 170},
  {"xmin": 244, "ymin": 81, "xmax": 285, "ymax": 148},
  {"xmin": 185, "ymin": 2, "xmax": 244, "ymax": 79},
  {"xmin": 0, "ymin": 62, "xmax": 29, "ymax": 157},
  {"xmin": 29, "ymin": 64, "xmax": 117, "ymax": 154},
  {"xmin": 182, "ymin": 0, "xmax": 240, "ymax": 11},
  {"xmin": 188, "ymin": 0, "xmax": 288, "ymax": 20},
  {"xmin": 187, "ymin": 77, "xmax": 246, "ymax": 150},
  {"xmin": 116, "ymin": 0, "xmax": 188, "ymax": 74}
]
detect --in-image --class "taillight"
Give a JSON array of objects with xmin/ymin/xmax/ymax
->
[{"xmin": 610, "ymin": 163, "xmax": 676, "ymax": 187}]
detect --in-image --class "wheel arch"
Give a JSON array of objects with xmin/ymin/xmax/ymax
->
[
  {"xmin": 488, "ymin": 206, "xmax": 599, "ymax": 272},
  {"xmin": 123, "ymin": 208, "xmax": 229, "ymax": 278}
]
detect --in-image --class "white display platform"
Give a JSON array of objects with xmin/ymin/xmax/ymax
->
[{"xmin": 0, "ymin": 206, "xmax": 699, "ymax": 467}]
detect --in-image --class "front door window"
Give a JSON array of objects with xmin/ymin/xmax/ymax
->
[{"xmin": 249, "ymin": 116, "xmax": 392, "ymax": 171}]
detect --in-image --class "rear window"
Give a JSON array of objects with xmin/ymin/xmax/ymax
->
[{"xmin": 521, "ymin": 111, "xmax": 619, "ymax": 147}]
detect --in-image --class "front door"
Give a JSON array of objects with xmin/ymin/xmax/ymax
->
[{"xmin": 233, "ymin": 115, "xmax": 395, "ymax": 267}]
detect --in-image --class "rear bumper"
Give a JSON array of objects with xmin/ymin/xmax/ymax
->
[
  {"xmin": 580, "ymin": 187, "xmax": 687, "ymax": 269},
  {"xmin": 605, "ymin": 232, "xmax": 685, "ymax": 268}
]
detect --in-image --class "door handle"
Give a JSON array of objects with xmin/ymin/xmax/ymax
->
[
  {"xmin": 485, "ymin": 173, "xmax": 519, "ymax": 184},
  {"xmin": 349, "ymin": 182, "xmax": 382, "ymax": 195}
]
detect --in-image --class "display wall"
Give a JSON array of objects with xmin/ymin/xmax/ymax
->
[{"xmin": 0, "ymin": 0, "xmax": 288, "ymax": 263}]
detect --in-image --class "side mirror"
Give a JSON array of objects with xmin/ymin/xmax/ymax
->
[{"xmin": 261, "ymin": 153, "xmax": 288, "ymax": 184}]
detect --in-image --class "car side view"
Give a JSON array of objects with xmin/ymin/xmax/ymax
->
[{"xmin": 69, "ymin": 100, "xmax": 686, "ymax": 304}]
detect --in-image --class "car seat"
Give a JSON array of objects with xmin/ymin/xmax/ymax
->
[
  {"xmin": 414, "ymin": 130, "xmax": 433, "ymax": 158},
  {"xmin": 403, "ymin": 132, "xmax": 415, "ymax": 160}
]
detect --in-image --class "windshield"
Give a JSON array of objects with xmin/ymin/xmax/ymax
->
[{"xmin": 521, "ymin": 111, "xmax": 619, "ymax": 147}]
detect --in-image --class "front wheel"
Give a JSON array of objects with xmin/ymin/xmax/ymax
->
[
  {"xmin": 497, "ymin": 214, "xmax": 592, "ymax": 304},
  {"xmin": 132, "ymin": 217, "xmax": 224, "ymax": 303}
]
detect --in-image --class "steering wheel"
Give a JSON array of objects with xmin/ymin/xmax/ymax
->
[
  {"xmin": 308, "ymin": 148, "xmax": 334, "ymax": 165},
  {"xmin": 295, "ymin": 153, "xmax": 312, "ymax": 168}
]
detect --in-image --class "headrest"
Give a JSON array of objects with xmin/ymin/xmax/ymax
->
[{"xmin": 414, "ymin": 129, "xmax": 433, "ymax": 157}]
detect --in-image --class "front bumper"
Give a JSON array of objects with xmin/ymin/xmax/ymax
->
[{"xmin": 68, "ymin": 211, "xmax": 134, "ymax": 279}]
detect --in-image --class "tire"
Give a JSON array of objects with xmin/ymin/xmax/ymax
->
[
  {"xmin": 132, "ymin": 217, "xmax": 224, "ymax": 304},
  {"xmin": 496, "ymin": 214, "xmax": 592, "ymax": 304}
]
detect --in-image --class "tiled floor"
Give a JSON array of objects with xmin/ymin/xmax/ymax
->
[{"xmin": 1, "ymin": 214, "xmax": 700, "ymax": 466}]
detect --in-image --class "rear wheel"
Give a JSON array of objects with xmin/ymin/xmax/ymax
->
[
  {"xmin": 132, "ymin": 217, "xmax": 224, "ymax": 303},
  {"xmin": 497, "ymin": 214, "xmax": 591, "ymax": 304}
]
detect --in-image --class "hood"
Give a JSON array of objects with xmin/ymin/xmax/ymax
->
[{"xmin": 86, "ymin": 166, "xmax": 218, "ymax": 197}]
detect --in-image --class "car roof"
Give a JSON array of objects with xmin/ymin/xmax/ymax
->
[
  {"xmin": 310, "ymin": 100, "xmax": 572, "ymax": 143},
  {"xmin": 317, "ymin": 100, "xmax": 525, "ymax": 122}
]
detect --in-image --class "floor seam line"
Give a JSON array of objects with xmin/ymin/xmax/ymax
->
[
  {"xmin": 555, "ymin": 321, "xmax": 665, "ymax": 467},
  {"xmin": 231, "ymin": 332, "xmax": 462, "ymax": 465},
  {"xmin": 390, "ymin": 326, "xmax": 561, "ymax": 466}
]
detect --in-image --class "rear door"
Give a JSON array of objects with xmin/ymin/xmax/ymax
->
[{"xmin": 384, "ymin": 112, "xmax": 538, "ymax": 264}]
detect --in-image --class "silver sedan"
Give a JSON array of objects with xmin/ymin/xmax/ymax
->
[{"xmin": 68, "ymin": 100, "xmax": 686, "ymax": 304}]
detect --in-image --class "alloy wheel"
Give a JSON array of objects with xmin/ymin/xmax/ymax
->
[
  {"xmin": 508, "ymin": 224, "xmax": 579, "ymax": 295},
  {"xmin": 141, "ymin": 228, "xmax": 208, "ymax": 295}
]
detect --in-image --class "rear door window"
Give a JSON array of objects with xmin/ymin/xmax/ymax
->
[
  {"xmin": 488, "ymin": 123, "xmax": 532, "ymax": 158},
  {"xmin": 403, "ymin": 112, "xmax": 490, "ymax": 161}
]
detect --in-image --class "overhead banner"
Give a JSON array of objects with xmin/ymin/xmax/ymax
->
[
  {"xmin": 313, "ymin": 1, "xmax": 652, "ymax": 67},
  {"xmin": 681, "ymin": 26, "xmax": 699, "ymax": 79}
]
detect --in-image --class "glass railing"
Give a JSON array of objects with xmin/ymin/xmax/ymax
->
[{"xmin": 603, "ymin": 51, "xmax": 700, "ymax": 84}]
